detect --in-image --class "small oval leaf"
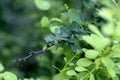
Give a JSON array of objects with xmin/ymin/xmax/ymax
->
[
  {"xmin": 3, "ymin": 72, "xmax": 17, "ymax": 80},
  {"xmin": 75, "ymin": 66, "xmax": 87, "ymax": 72},
  {"xmin": 66, "ymin": 70, "xmax": 77, "ymax": 76},
  {"xmin": 77, "ymin": 58, "xmax": 93, "ymax": 67}
]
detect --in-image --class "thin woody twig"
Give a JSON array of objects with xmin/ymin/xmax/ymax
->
[{"xmin": 13, "ymin": 44, "xmax": 54, "ymax": 63}]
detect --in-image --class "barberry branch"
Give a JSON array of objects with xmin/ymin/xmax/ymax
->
[{"xmin": 14, "ymin": 43, "xmax": 54, "ymax": 63}]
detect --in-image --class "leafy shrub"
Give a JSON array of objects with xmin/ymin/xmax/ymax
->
[
  {"xmin": 1, "ymin": 0, "xmax": 120, "ymax": 80},
  {"xmin": 44, "ymin": 0, "xmax": 120, "ymax": 80}
]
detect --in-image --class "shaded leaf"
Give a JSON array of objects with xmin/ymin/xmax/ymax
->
[
  {"xmin": 50, "ymin": 26, "xmax": 60, "ymax": 33},
  {"xmin": 68, "ymin": 9, "xmax": 81, "ymax": 25},
  {"xmin": 45, "ymin": 35, "xmax": 55, "ymax": 42},
  {"xmin": 68, "ymin": 34, "xmax": 75, "ymax": 43},
  {"xmin": 70, "ymin": 44, "xmax": 81, "ymax": 52}
]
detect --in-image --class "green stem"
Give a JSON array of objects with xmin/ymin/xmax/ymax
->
[
  {"xmin": 82, "ymin": 67, "xmax": 96, "ymax": 80},
  {"xmin": 82, "ymin": 58, "xmax": 102, "ymax": 80},
  {"xmin": 61, "ymin": 53, "xmax": 78, "ymax": 72}
]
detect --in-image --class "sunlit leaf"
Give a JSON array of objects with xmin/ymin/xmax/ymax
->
[
  {"xmin": 77, "ymin": 58, "xmax": 93, "ymax": 67},
  {"xmin": 102, "ymin": 57, "xmax": 115, "ymax": 69},
  {"xmin": 89, "ymin": 73, "xmax": 95, "ymax": 80},
  {"xmin": 102, "ymin": 22, "xmax": 114, "ymax": 36},
  {"xmin": 75, "ymin": 67, "xmax": 87, "ymax": 72},
  {"xmin": 3, "ymin": 72, "xmax": 17, "ymax": 80},
  {"xmin": 41, "ymin": 16, "xmax": 50, "ymax": 27},
  {"xmin": 102, "ymin": 57, "xmax": 116, "ymax": 78},
  {"xmin": 109, "ymin": 44, "xmax": 120, "ymax": 58},
  {"xmin": 66, "ymin": 70, "xmax": 77, "ymax": 76},
  {"xmin": 0, "ymin": 63, "xmax": 4, "ymax": 72},
  {"xmin": 83, "ymin": 48, "xmax": 99, "ymax": 59},
  {"xmin": 69, "ymin": 62, "xmax": 74, "ymax": 66},
  {"xmin": 50, "ymin": 18, "xmax": 63, "ymax": 23},
  {"xmin": 34, "ymin": 0, "xmax": 51, "ymax": 11},
  {"xmin": 97, "ymin": 8, "xmax": 112, "ymax": 21},
  {"xmin": 83, "ymin": 34, "xmax": 110, "ymax": 50},
  {"xmin": 89, "ymin": 24, "xmax": 102, "ymax": 37}
]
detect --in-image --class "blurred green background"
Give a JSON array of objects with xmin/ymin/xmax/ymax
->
[{"xmin": 0, "ymin": 0, "xmax": 102, "ymax": 79}]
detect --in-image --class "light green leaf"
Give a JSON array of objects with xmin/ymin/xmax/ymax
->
[
  {"xmin": 102, "ymin": 57, "xmax": 116, "ymax": 77},
  {"xmin": 97, "ymin": 8, "xmax": 112, "ymax": 21},
  {"xmin": 53, "ymin": 74, "xmax": 61, "ymax": 80},
  {"xmin": 0, "ymin": 63, "xmax": 4, "ymax": 72},
  {"xmin": 113, "ymin": 66, "xmax": 120, "ymax": 74},
  {"xmin": 50, "ymin": 18, "xmax": 63, "ymax": 23},
  {"xmin": 102, "ymin": 22, "xmax": 114, "ymax": 36},
  {"xmin": 83, "ymin": 34, "xmax": 110, "ymax": 50},
  {"xmin": 115, "ymin": 22, "xmax": 120, "ymax": 41},
  {"xmin": 102, "ymin": 57, "xmax": 115, "ymax": 69},
  {"xmin": 89, "ymin": 24, "xmax": 102, "ymax": 37},
  {"xmin": 0, "ymin": 73, "xmax": 3, "ymax": 79},
  {"xmin": 40, "ymin": 16, "xmax": 50, "ymax": 27},
  {"xmin": 53, "ymin": 72, "xmax": 70, "ymax": 80},
  {"xmin": 64, "ymin": 4, "xmax": 69, "ymax": 11},
  {"xmin": 63, "ymin": 57, "xmax": 67, "ymax": 63},
  {"xmin": 89, "ymin": 73, "xmax": 95, "ymax": 80},
  {"xmin": 109, "ymin": 44, "xmax": 120, "ymax": 58},
  {"xmin": 68, "ymin": 62, "xmax": 74, "ymax": 66},
  {"xmin": 107, "ymin": 68, "xmax": 116, "ymax": 78},
  {"xmin": 3, "ymin": 72, "xmax": 17, "ymax": 80},
  {"xmin": 115, "ymin": 22, "xmax": 120, "ymax": 35},
  {"xmin": 75, "ymin": 67, "xmax": 87, "ymax": 72},
  {"xmin": 34, "ymin": 0, "xmax": 51, "ymax": 11},
  {"xmin": 112, "ymin": 76, "xmax": 119, "ymax": 80},
  {"xmin": 82, "ymin": 49, "xmax": 99, "ymax": 59},
  {"xmin": 77, "ymin": 58, "xmax": 93, "ymax": 67},
  {"xmin": 66, "ymin": 70, "xmax": 77, "ymax": 76},
  {"xmin": 115, "ymin": 62, "xmax": 120, "ymax": 68}
]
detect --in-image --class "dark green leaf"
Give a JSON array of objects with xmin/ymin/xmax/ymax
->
[
  {"xmin": 70, "ymin": 44, "xmax": 81, "ymax": 52},
  {"xmin": 45, "ymin": 35, "xmax": 55, "ymax": 42},
  {"xmin": 68, "ymin": 9, "xmax": 81, "ymax": 25}
]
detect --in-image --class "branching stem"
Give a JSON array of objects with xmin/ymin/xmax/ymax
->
[{"xmin": 14, "ymin": 44, "xmax": 54, "ymax": 63}]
